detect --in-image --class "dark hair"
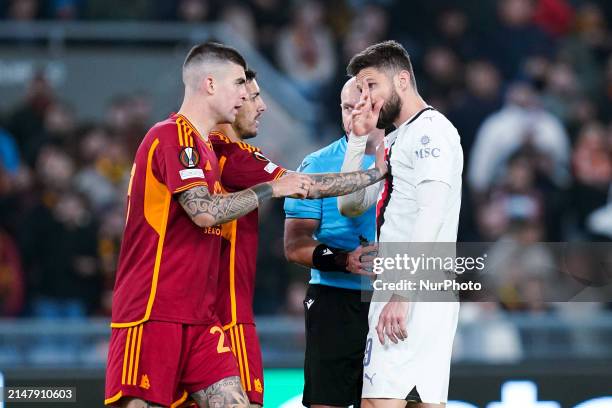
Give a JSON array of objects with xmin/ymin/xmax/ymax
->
[
  {"xmin": 347, "ymin": 40, "xmax": 416, "ymax": 88},
  {"xmin": 184, "ymin": 41, "xmax": 247, "ymax": 70},
  {"xmin": 245, "ymin": 68, "xmax": 257, "ymax": 82}
]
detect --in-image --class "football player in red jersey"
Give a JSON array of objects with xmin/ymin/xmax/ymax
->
[
  {"xmin": 209, "ymin": 69, "xmax": 283, "ymax": 407},
  {"xmin": 209, "ymin": 69, "xmax": 389, "ymax": 407},
  {"xmin": 104, "ymin": 42, "xmax": 314, "ymax": 408}
]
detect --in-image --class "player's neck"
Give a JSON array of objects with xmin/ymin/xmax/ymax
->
[
  {"xmin": 394, "ymin": 92, "xmax": 428, "ymax": 128},
  {"xmin": 213, "ymin": 124, "xmax": 242, "ymax": 143},
  {"xmin": 177, "ymin": 100, "xmax": 216, "ymax": 140}
]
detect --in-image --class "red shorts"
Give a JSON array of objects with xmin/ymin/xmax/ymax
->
[
  {"xmin": 225, "ymin": 323, "xmax": 264, "ymax": 405},
  {"xmin": 104, "ymin": 320, "xmax": 239, "ymax": 407}
]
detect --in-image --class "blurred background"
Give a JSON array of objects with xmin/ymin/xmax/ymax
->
[{"xmin": 0, "ymin": 0, "xmax": 611, "ymax": 406}]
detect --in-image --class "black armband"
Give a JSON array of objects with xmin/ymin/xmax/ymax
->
[{"xmin": 312, "ymin": 243, "xmax": 349, "ymax": 273}]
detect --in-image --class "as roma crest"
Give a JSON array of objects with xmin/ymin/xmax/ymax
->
[{"xmin": 179, "ymin": 147, "xmax": 200, "ymax": 168}]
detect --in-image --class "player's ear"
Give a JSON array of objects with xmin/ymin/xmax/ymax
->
[
  {"xmin": 202, "ymin": 75, "xmax": 215, "ymax": 95},
  {"xmin": 396, "ymin": 70, "xmax": 411, "ymax": 91}
]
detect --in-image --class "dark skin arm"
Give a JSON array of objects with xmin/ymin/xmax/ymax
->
[
  {"xmin": 284, "ymin": 218, "xmax": 320, "ymax": 267},
  {"xmin": 284, "ymin": 218, "xmax": 376, "ymax": 276}
]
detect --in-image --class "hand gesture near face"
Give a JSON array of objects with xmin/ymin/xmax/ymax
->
[{"xmin": 351, "ymin": 80, "xmax": 383, "ymax": 137}]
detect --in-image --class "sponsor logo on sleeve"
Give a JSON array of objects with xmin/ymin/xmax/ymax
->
[
  {"xmin": 264, "ymin": 162, "xmax": 279, "ymax": 174},
  {"xmin": 179, "ymin": 168, "xmax": 205, "ymax": 180}
]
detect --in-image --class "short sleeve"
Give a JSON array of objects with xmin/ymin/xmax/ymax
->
[
  {"xmin": 154, "ymin": 126, "xmax": 209, "ymax": 194},
  {"xmin": 411, "ymin": 123, "xmax": 458, "ymax": 187},
  {"xmin": 283, "ymin": 155, "xmax": 322, "ymax": 220},
  {"xmin": 220, "ymin": 146, "xmax": 286, "ymax": 190}
]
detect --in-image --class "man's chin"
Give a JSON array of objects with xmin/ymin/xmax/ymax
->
[{"xmin": 241, "ymin": 131, "xmax": 257, "ymax": 140}]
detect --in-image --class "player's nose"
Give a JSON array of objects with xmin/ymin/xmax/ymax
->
[{"xmin": 258, "ymin": 100, "xmax": 267, "ymax": 113}]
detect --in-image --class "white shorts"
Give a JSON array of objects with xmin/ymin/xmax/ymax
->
[{"xmin": 362, "ymin": 301, "xmax": 460, "ymax": 403}]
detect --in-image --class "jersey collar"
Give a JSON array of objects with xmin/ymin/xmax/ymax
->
[{"xmin": 397, "ymin": 106, "xmax": 435, "ymax": 129}]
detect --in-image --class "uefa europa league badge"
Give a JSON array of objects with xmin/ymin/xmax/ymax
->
[{"xmin": 179, "ymin": 147, "xmax": 200, "ymax": 168}]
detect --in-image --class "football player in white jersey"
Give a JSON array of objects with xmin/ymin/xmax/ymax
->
[{"xmin": 338, "ymin": 41, "xmax": 463, "ymax": 408}]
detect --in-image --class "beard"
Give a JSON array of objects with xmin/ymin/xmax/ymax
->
[
  {"xmin": 376, "ymin": 89, "xmax": 402, "ymax": 129},
  {"xmin": 234, "ymin": 120, "xmax": 257, "ymax": 140},
  {"xmin": 240, "ymin": 131, "xmax": 257, "ymax": 140}
]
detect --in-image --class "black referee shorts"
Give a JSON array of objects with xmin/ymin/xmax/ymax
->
[{"xmin": 302, "ymin": 284, "xmax": 371, "ymax": 407}]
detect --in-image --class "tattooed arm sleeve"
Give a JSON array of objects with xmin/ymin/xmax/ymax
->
[
  {"xmin": 306, "ymin": 167, "xmax": 383, "ymax": 199},
  {"xmin": 178, "ymin": 183, "xmax": 272, "ymax": 227}
]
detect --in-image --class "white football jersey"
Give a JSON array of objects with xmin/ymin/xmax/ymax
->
[{"xmin": 376, "ymin": 107, "xmax": 463, "ymax": 243}]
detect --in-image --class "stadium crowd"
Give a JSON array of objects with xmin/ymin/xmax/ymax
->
[{"xmin": 0, "ymin": 0, "xmax": 611, "ymax": 319}]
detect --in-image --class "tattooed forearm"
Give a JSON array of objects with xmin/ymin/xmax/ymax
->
[
  {"xmin": 307, "ymin": 168, "xmax": 383, "ymax": 199},
  {"xmin": 191, "ymin": 376, "xmax": 249, "ymax": 408},
  {"xmin": 178, "ymin": 185, "xmax": 268, "ymax": 227},
  {"xmin": 251, "ymin": 182, "xmax": 273, "ymax": 203}
]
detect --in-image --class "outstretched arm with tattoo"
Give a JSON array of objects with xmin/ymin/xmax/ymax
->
[
  {"xmin": 305, "ymin": 167, "xmax": 385, "ymax": 199},
  {"xmin": 178, "ymin": 172, "xmax": 313, "ymax": 228}
]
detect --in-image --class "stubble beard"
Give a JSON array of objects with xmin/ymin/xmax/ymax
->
[{"xmin": 376, "ymin": 89, "xmax": 402, "ymax": 129}]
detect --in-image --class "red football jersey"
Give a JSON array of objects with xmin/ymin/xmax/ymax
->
[
  {"xmin": 210, "ymin": 131, "xmax": 286, "ymax": 327},
  {"xmin": 111, "ymin": 114, "xmax": 224, "ymax": 328}
]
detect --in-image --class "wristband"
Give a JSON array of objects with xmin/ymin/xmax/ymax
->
[{"xmin": 312, "ymin": 244, "xmax": 349, "ymax": 273}]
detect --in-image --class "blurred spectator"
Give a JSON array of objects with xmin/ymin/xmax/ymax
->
[
  {"xmin": 353, "ymin": 3, "xmax": 389, "ymax": 44},
  {"xmin": 250, "ymin": 0, "xmax": 291, "ymax": 61},
  {"xmin": 276, "ymin": 1, "xmax": 337, "ymax": 100},
  {"xmin": 19, "ymin": 147, "xmax": 101, "ymax": 316},
  {"xmin": 73, "ymin": 126, "xmax": 127, "ymax": 214},
  {"xmin": 177, "ymin": 0, "xmax": 210, "ymax": 23},
  {"xmin": 47, "ymin": 0, "xmax": 83, "ymax": 20},
  {"xmin": 97, "ymin": 207, "xmax": 124, "ymax": 315},
  {"xmin": 486, "ymin": 0, "xmax": 554, "ymax": 79},
  {"xmin": 598, "ymin": 54, "xmax": 612, "ymax": 121},
  {"xmin": 6, "ymin": 0, "xmax": 39, "ymax": 20},
  {"xmin": 105, "ymin": 94, "xmax": 150, "ymax": 157},
  {"xmin": 85, "ymin": 0, "xmax": 150, "ymax": 20},
  {"xmin": 468, "ymin": 82, "xmax": 570, "ymax": 196},
  {"xmin": 6, "ymin": 72, "xmax": 54, "ymax": 166},
  {"xmin": 220, "ymin": 2, "xmax": 256, "ymax": 45},
  {"xmin": 434, "ymin": 7, "xmax": 479, "ymax": 60},
  {"xmin": 532, "ymin": 0, "xmax": 574, "ymax": 38},
  {"xmin": 478, "ymin": 154, "xmax": 545, "ymax": 240},
  {"xmin": 541, "ymin": 61, "xmax": 581, "ymax": 122},
  {"xmin": 420, "ymin": 45, "xmax": 463, "ymax": 112},
  {"xmin": 448, "ymin": 60, "xmax": 502, "ymax": 167},
  {"xmin": 0, "ymin": 229, "xmax": 25, "ymax": 316},
  {"xmin": 0, "ymin": 128, "xmax": 20, "ymax": 177},
  {"xmin": 570, "ymin": 122, "xmax": 612, "ymax": 236}
]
